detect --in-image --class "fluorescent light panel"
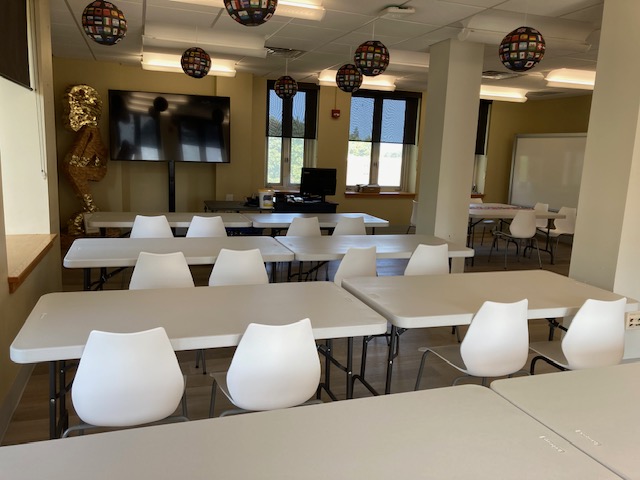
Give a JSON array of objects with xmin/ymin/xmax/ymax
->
[
  {"xmin": 318, "ymin": 70, "xmax": 396, "ymax": 92},
  {"xmin": 141, "ymin": 53, "xmax": 237, "ymax": 77},
  {"xmin": 480, "ymin": 85, "xmax": 528, "ymax": 103},
  {"xmin": 545, "ymin": 68, "xmax": 596, "ymax": 90}
]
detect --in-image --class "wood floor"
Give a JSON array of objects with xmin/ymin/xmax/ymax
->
[{"xmin": 1, "ymin": 231, "xmax": 572, "ymax": 445}]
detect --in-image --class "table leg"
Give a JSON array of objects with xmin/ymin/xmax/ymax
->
[
  {"xmin": 83, "ymin": 268, "xmax": 92, "ymax": 291},
  {"xmin": 48, "ymin": 360, "xmax": 70, "ymax": 439},
  {"xmin": 385, "ymin": 325, "xmax": 399, "ymax": 395},
  {"xmin": 346, "ymin": 337, "xmax": 353, "ymax": 399}
]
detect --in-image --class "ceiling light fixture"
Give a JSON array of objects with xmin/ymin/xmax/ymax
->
[
  {"xmin": 480, "ymin": 85, "xmax": 528, "ymax": 103},
  {"xmin": 277, "ymin": 1, "xmax": 326, "ymax": 21},
  {"xmin": 545, "ymin": 68, "xmax": 595, "ymax": 90},
  {"xmin": 141, "ymin": 52, "xmax": 236, "ymax": 77},
  {"xmin": 318, "ymin": 70, "xmax": 396, "ymax": 91}
]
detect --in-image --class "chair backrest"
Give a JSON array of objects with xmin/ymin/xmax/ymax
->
[
  {"xmin": 533, "ymin": 202, "xmax": 549, "ymax": 229},
  {"xmin": 286, "ymin": 216, "xmax": 321, "ymax": 236},
  {"xmin": 208, "ymin": 248, "xmax": 269, "ymax": 286},
  {"xmin": 561, "ymin": 298, "xmax": 626, "ymax": 369},
  {"xmin": 409, "ymin": 200, "xmax": 419, "ymax": 227},
  {"xmin": 186, "ymin": 215, "xmax": 227, "ymax": 237},
  {"xmin": 553, "ymin": 207, "xmax": 577, "ymax": 235},
  {"xmin": 226, "ymin": 318, "xmax": 321, "ymax": 411},
  {"xmin": 404, "ymin": 243, "xmax": 449, "ymax": 276},
  {"xmin": 460, "ymin": 299, "xmax": 529, "ymax": 377},
  {"xmin": 333, "ymin": 246, "xmax": 377, "ymax": 287},
  {"xmin": 71, "ymin": 327, "xmax": 184, "ymax": 427},
  {"xmin": 129, "ymin": 251, "xmax": 195, "ymax": 290},
  {"xmin": 332, "ymin": 216, "xmax": 367, "ymax": 236},
  {"xmin": 130, "ymin": 215, "xmax": 173, "ymax": 238},
  {"xmin": 509, "ymin": 210, "xmax": 537, "ymax": 238}
]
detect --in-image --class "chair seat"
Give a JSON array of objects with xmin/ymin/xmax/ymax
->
[{"xmin": 529, "ymin": 340, "xmax": 569, "ymax": 369}]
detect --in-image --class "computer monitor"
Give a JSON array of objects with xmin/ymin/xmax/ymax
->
[{"xmin": 299, "ymin": 168, "xmax": 337, "ymax": 201}]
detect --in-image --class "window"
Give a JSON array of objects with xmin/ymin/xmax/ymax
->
[
  {"xmin": 266, "ymin": 82, "xmax": 318, "ymax": 189},
  {"xmin": 347, "ymin": 91, "xmax": 420, "ymax": 191}
]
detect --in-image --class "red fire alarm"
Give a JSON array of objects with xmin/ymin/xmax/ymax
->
[{"xmin": 331, "ymin": 109, "xmax": 341, "ymax": 119}]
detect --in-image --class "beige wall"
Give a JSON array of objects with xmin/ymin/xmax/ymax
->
[{"xmin": 484, "ymin": 94, "xmax": 592, "ymax": 203}]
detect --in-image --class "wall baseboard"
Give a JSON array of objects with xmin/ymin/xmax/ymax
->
[{"xmin": 0, "ymin": 364, "xmax": 34, "ymax": 444}]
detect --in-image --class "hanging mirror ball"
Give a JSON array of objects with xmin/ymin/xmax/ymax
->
[
  {"xmin": 354, "ymin": 40, "xmax": 389, "ymax": 76},
  {"xmin": 223, "ymin": 0, "xmax": 277, "ymax": 26},
  {"xmin": 336, "ymin": 64, "xmax": 363, "ymax": 93},
  {"xmin": 81, "ymin": 0, "xmax": 128, "ymax": 46},
  {"xmin": 274, "ymin": 75, "xmax": 298, "ymax": 99},
  {"xmin": 499, "ymin": 26, "xmax": 546, "ymax": 72},
  {"xmin": 181, "ymin": 47, "xmax": 211, "ymax": 79}
]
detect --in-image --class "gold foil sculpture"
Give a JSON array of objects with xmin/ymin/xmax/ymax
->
[{"xmin": 62, "ymin": 85, "xmax": 108, "ymax": 235}]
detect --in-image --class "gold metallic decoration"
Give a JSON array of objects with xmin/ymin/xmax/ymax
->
[{"xmin": 62, "ymin": 85, "xmax": 108, "ymax": 236}]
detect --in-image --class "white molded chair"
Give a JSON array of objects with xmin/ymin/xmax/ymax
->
[
  {"xmin": 548, "ymin": 206, "xmax": 577, "ymax": 258},
  {"xmin": 407, "ymin": 200, "xmax": 418, "ymax": 234},
  {"xmin": 130, "ymin": 215, "xmax": 173, "ymax": 238},
  {"xmin": 404, "ymin": 244, "xmax": 449, "ymax": 276},
  {"xmin": 186, "ymin": 215, "xmax": 227, "ymax": 237},
  {"xmin": 129, "ymin": 251, "xmax": 195, "ymax": 290},
  {"xmin": 209, "ymin": 318, "xmax": 321, "ymax": 417},
  {"xmin": 208, "ymin": 248, "xmax": 269, "ymax": 286},
  {"xmin": 63, "ymin": 327, "xmax": 187, "ymax": 437},
  {"xmin": 333, "ymin": 246, "xmax": 377, "ymax": 287},
  {"xmin": 533, "ymin": 202, "xmax": 550, "ymax": 230},
  {"xmin": 489, "ymin": 210, "xmax": 542, "ymax": 269},
  {"xmin": 332, "ymin": 216, "xmax": 367, "ymax": 236},
  {"xmin": 286, "ymin": 216, "xmax": 321, "ymax": 237},
  {"xmin": 287, "ymin": 216, "xmax": 322, "ymax": 281},
  {"xmin": 529, "ymin": 298, "xmax": 626, "ymax": 374},
  {"xmin": 415, "ymin": 299, "xmax": 529, "ymax": 389}
]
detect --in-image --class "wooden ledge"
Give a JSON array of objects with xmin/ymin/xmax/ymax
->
[
  {"xmin": 344, "ymin": 192, "xmax": 415, "ymax": 199},
  {"xmin": 7, "ymin": 234, "xmax": 57, "ymax": 293}
]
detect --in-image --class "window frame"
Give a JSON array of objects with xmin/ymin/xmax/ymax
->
[
  {"xmin": 265, "ymin": 81, "xmax": 318, "ymax": 190},
  {"xmin": 347, "ymin": 90, "xmax": 421, "ymax": 192}
]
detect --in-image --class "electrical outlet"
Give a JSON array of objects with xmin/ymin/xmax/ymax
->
[{"xmin": 626, "ymin": 312, "xmax": 640, "ymax": 329}]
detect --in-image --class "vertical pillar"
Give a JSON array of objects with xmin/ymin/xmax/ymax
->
[
  {"xmin": 569, "ymin": 0, "xmax": 640, "ymax": 357},
  {"xmin": 416, "ymin": 39, "xmax": 483, "ymax": 271}
]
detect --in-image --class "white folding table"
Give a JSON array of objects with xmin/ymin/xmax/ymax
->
[
  {"xmin": 86, "ymin": 211, "xmax": 252, "ymax": 232},
  {"xmin": 244, "ymin": 212, "xmax": 390, "ymax": 233},
  {"xmin": 0, "ymin": 385, "xmax": 621, "ymax": 479},
  {"xmin": 63, "ymin": 236, "xmax": 294, "ymax": 289},
  {"xmin": 342, "ymin": 270, "xmax": 638, "ymax": 394},
  {"xmin": 10, "ymin": 281, "xmax": 387, "ymax": 438},
  {"xmin": 275, "ymin": 234, "xmax": 473, "ymax": 261},
  {"xmin": 492, "ymin": 362, "xmax": 640, "ymax": 480}
]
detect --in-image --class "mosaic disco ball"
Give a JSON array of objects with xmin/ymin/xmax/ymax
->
[
  {"xmin": 82, "ymin": 0, "xmax": 127, "ymax": 46},
  {"xmin": 499, "ymin": 26, "xmax": 546, "ymax": 72},
  {"xmin": 223, "ymin": 0, "xmax": 277, "ymax": 26},
  {"xmin": 336, "ymin": 64, "xmax": 363, "ymax": 93},
  {"xmin": 181, "ymin": 47, "xmax": 211, "ymax": 79},
  {"xmin": 274, "ymin": 75, "xmax": 298, "ymax": 99},
  {"xmin": 354, "ymin": 40, "xmax": 389, "ymax": 76}
]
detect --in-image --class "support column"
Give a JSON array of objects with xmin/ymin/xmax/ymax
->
[
  {"xmin": 569, "ymin": 0, "xmax": 640, "ymax": 357},
  {"xmin": 416, "ymin": 39, "xmax": 483, "ymax": 272}
]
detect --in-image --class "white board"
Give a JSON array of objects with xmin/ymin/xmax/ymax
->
[{"xmin": 509, "ymin": 133, "xmax": 586, "ymax": 211}]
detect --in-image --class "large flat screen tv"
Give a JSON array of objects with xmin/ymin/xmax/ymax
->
[
  {"xmin": 108, "ymin": 90, "xmax": 230, "ymax": 163},
  {"xmin": 300, "ymin": 167, "xmax": 337, "ymax": 199}
]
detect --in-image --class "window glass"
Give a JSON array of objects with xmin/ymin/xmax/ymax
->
[
  {"xmin": 289, "ymin": 138, "xmax": 305, "ymax": 184},
  {"xmin": 349, "ymin": 97, "xmax": 374, "ymax": 141},
  {"xmin": 268, "ymin": 91, "xmax": 283, "ymax": 136},
  {"xmin": 378, "ymin": 143, "xmax": 403, "ymax": 186},
  {"xmin": 347, "ymin": 141, "xmax": 372, "ymax": 185},
  {"xmin": 267, "ymin": 137, "xmax": 282, "ymax": 184},
  {"xmin": 291, "ymin": 92, "xmax": 306, "ymax": 138},
  {"xmin": 381, "ymin": 99, "xmax": 406, "ymax": 144}
]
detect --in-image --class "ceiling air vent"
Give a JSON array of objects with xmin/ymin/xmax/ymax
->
[
  {"xmin": 482, "ymin": 70, "xmax": 524, "ymax": 80},
  {"xmin": 266, "ymin": 47, "xmax": 305, "ymax": 59}
]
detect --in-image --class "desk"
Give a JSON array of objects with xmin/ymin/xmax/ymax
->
[
  {"xmin": 275, "ymin": 234, "xmax": 473, "ymax": 261},
  {"xmin": 0, "ymin": 386, "xmax": 620, "ymax": 479},
  {"xmin": 10, "ymin": 281, "xmax": 387, "ymax": 438},
  {"xmin": 468, "ymin": 203, "xmax": 566, "ymax": 262},
  {"xmin": 86, "ymin": 212, "xmax": 251, "ymax": 231},
  {"xmin": 342, "ymin": 270, "xmax": 638, "ymax": 394},
  {"xmin": 64, "ymin": 237, "xmax": 294, "ymax": 289},
  {"xmin": 492, "ymin": 362, "xmax": 640, "ymax": 480},
  {"xmin": 245, "ymin": 212, "xmax": 389, "ymax": 233}
]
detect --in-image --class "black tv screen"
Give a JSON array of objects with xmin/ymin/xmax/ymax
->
[
  {"xmin": 300, "ymin": 167, "xmax": 337, "ymax": 198},
  {"xmin": 109, "ymin": 90, "xmax": 230, "ymax": 163}
]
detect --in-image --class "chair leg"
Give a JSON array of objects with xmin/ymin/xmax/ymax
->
[
  {"xmin": 533, "ymin": 238, "xmax": 542, "ymax": 268},
  {"xmin": 414, "ymin": 350, "xmax": 431, "ymax": 390},
  {"xmin": 530, "ymin": 355, "xmax": 568, "ymax": 375},
  {"xmin": 209, "ymin": 379, "xmax": 219, "ymax": 418}
]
